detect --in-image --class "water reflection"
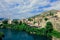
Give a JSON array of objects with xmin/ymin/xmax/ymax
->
[{"xmin": 0, "ymin": 29, "xmax": 50, "ymax": 40}]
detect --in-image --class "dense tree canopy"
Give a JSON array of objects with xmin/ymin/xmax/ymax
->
[{"xmin": 2, "ymin": 20, "xmax": 8, "ymax": 24}]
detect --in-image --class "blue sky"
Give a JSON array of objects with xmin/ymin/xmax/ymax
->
[{"xmin": 0, "ymin": 0, "xmax": 60, "ymax": 19}]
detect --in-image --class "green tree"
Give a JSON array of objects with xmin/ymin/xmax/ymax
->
[
  {"xmin": 12, "ymin": 20, "xmax": 18, "ymax": 24},
  {"xmin": 45, "ymin": 22, "xmax": 53, "ymax": 37},
  {"xmin": 45, "ymin": 22, "xmax": 53, "ymax": 40},
  {"xmin": 33, "ymin": 21, "xmax": 37, "ymax": 24},
  {"xmin": 50, "ymin": 11, "xmax": 54, "ymax": 16},
  {"xmin": 44, "ymin": 18, "xmax": 48, "ymax": 21},
  {"xmin": 0, "ymin": 32, "xmax": 4, "ymax": 40},
  {"xmin": 28, "ymin": 18, "xmax": 33, "ymax": 21},
  {"xmin": 19, "ymin": 21, "xmax": 22, "ymax": 25},
  {"xmin": 2, "ymin": 20, "xmax": 8, "ymax": 24}
]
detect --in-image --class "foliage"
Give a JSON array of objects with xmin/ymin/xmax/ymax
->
[
  {"xmin": 28, "ymin": 18, "xmax": 33, "ymax": 21},
  {"xmin": 45, "ymin": 21, "xmax": 53, "ymax": 37},
  {"xmin": 0, "ymin": 32, "xmax": 4, "ymax": 38},
  {"xmin": 1, "ymin": 22, "xmax": 46, "ymax": 36},
  {"xmin": 2, "ymin": 20, "xmax": 8, "ymax": 24},
  {"xmin": 1, "ymin": 21, "xmax": 60, "ymax": 39},
  {"xmin": 0, "ymin": 32, "xmax": 4, "ymax": 40},
  {"xmin": 19, "ymin": 21, "xmax": 22, "ymax": 25},
  {"xmin": 0, "ymin": 32, "xmax": 4, "ymax": 37},
  {"xmin": 33, "ymin": 21, "xmax": 37, "ymax": 24},
  {"xmin": 12, "ymin": 20, "xmax": 19, "ymax": 24},
  {"xmin": 51, "ymin": 30, "xmax": 60, "ymax": 38},
  {"xmin": 45, "ymin": 22, "xmax": 53, "ymax": 32},
  {"xmin": 44, "ymin": 18, "xmax": 48, "ymax": 21},
  {"xmin": 50, "ymin": 11, "xmax": 54, "ymax": 16}
]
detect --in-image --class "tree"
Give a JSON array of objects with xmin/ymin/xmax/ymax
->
[
  {"xmin": 46, "ymin": 22, "xmax": 53, "ymax": 32},
  {"xmin": 33, "ymin": 21, "xmax": 37, "ymax": 24},
  {"xmin": 2, "ymin": 20, "xmax": 8, "ymax": 24},
  {"xmin": 19, "ymin": 21, "xmax": 22, "ymax": 25},
  {"xmin": 12, "ymin": 20, "xmax": 19, "ymax": 24},
  {"xmin": 28, "ymin": 18, "xmax": 33, "ymax": 21},
  {"xmin": 45, "ymin": 22, "xmax": 53, "ymax": 40},
  {"xmin": 45, "ymin": 22, "xmax": 53, "ymax": 37},
  {"xmin": 0, "ymin": 32, "xmax": 4, "ymax": 40},
  {"xmin": 44, "ymin": 18, "xmax": 48, "ymax": 21},
  {"xmin": 50, "ymin": 11, "xmax": 54, "ymax": 16}
]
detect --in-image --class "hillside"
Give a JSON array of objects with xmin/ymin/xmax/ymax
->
[
  {"xmin": 26, "ymin": 10, "xmax": 60, "ymax": 32},
  {"xmin": 0, "ymin": 10, "xmax": 60, "ymax": 40}
]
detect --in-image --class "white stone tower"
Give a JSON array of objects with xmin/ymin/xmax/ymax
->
[{"xmin": 8, "ymin": 17, "xmax": 12, "ymax": 24}]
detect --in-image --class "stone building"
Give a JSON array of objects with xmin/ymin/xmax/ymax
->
[
  {"xmin": 8, "ymin": 19, "xmax": 12, "ymax": 24},
  {"xmin": 56, "ymin": 11, "xmax": 60, "ymax": 17}
]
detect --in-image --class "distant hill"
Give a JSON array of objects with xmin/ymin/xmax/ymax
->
[{"xmin": 32, "ymin": 10, "xmax": 57, "ymax": 18}]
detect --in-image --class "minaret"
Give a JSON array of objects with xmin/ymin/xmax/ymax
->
[
  {"xmin": 21, "ymin": 17, "xmax": 26, "ymax": 23},
  {"xmin": 8, "ymin": 17, "xmax": 12, "ymax": 24}
]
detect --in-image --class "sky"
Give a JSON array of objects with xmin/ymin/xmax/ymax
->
[{"xmin": 0, "ymin": 0, "xmax": 60, "ymax": 19}]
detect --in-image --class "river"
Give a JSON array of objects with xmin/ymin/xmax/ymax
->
[{"xmin": 0, "ymin": 28, "xmax": 50, "ymax": 40}]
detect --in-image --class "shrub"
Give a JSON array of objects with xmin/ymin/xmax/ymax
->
[
  {"xmin": 44, "ymin": 18, "xmax": 48, "ymax": 21},
  {"xmin": 28, "ymin": 18, "xmax": 33, "ymax": 21},
  {"xmin": 2, "ymin": 20, "xmax": 8, "ymax": 24},
  {"xmin": 45, "ymin": 21, "xmax": 53, "ymax": 37}
]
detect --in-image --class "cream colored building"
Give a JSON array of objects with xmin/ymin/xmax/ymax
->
[
  {"xmin": 8, "ymin": 19, "xmax": 12, "ymax": 24},
  {"xmin": 56, "ymin": 11, "xmax": 60, "ymax": 17}
]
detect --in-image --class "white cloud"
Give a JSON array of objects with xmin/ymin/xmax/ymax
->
[
  {"xmin": 0, "ymin": 0, "xmax": 60, "ymax": 19},
  {"xmin": 43, "ymin": 0, "xmax": 60, "ymax": 11}
]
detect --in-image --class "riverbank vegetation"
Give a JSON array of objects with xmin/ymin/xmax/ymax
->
[
  {"xmin": 0, "ymin": 32, "xmax": 4, "ymax": 40},
  {"xmin": 51, "ymin": 30, "xmax": 60, "ymax": 38},
  {"xmin": 0, "ymin": 20, "xmax": 60, "ymax": 39}
]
